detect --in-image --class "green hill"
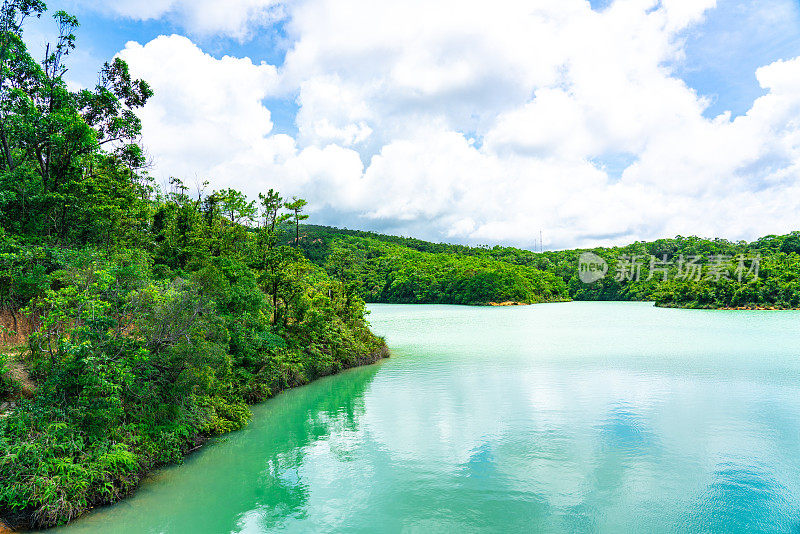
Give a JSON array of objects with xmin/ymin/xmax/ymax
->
[{"xmin": 294, "ymin": 225, "xmax": 800, "ymax": 310}]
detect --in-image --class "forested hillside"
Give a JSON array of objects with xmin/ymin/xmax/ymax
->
[
  {"xmin": 0, "ymin": 3, "xmax": 384, "ymax": 529},
  {"xmin": 299, "ymin": 225, "xmax": 800, "ymax": 309},
  {"xmin": 298, "ymin": 227, "xmax": 568, "ymax": 305}
]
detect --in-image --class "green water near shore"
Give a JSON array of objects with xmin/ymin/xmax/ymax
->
[{"xmin": 49, "ymin": 302, "xmax": 800, "ymax": 533}]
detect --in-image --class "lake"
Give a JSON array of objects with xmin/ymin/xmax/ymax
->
[{"xmin": 49, "ymin": 302, "xmax": 800, "ymax": 533}]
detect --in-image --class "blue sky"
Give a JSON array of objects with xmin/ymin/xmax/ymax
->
[
  {"xmin": 677, "ymin": 0, "xmax": 800, "ymax": 118},
  {"xmin": 24, "ymin": 0, "xmax": 800, "ymax": 248}
]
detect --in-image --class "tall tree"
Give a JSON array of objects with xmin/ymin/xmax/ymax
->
[
  {"xmin": 284, "ymin": 196, "xmax": 308, "ymax": 247},
  {"xmin": 0, "ymin": 0, "xmax": 45, "ymax": 171}
]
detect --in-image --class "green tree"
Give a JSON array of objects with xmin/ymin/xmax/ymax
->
[
  {"xmin": 0, "ymin": 3, "xmax": 150, "ymax": 241},
  {"xmin": 284, "ymin": 196, "xmax": 308, "ymax": 247},
  {"xmin": 0, "ymin": 0, "xmax": 46, "ymax": 170},
  {"xmin": 216, "ymin": 187, "xmax": 256, "ymax": 225}
]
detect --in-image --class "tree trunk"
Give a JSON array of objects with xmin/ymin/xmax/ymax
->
[{"xmin": 272, "ymin": 280, "xmax": 278, "ymax": 325}]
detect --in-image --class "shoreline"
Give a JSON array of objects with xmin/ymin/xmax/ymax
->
[
  {"xmin": 0, "ymin": 343, "xmax": 389, "ymax": 532},
  {"xmin": 370, "ymin": 300, "xmax": 797, "ymax": 311},
  {"xmin": 655, "ymin": 302, "xmax": 800, "ymax": 311}
]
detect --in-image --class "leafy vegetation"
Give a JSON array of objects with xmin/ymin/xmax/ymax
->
[
  {"xmin": 299, "ymin": 225, "xmax": 800, "ymax": 309},
  {"xmin": 542, "ymin": 234, "xmax": 800, "ymax": 309},
  {"xmin": 0, "ymin": 3, "xmax": 384, "ymax": 529},
  {"xmin": 299, "ymin": 226, "xmax": 568, "ymax": 305},
  {"xmin": 0, "ymin": 352, "xmax": 19, "ymax": 398}
]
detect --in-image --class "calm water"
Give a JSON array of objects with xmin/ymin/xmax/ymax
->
[{"xmin": 49, "ymin": 302, "xmax": 800, "ymax": 533}]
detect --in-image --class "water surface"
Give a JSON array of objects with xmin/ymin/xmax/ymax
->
[{"xmin": 51, "ymin": 302, "xmax": 800, "ymax": 533}]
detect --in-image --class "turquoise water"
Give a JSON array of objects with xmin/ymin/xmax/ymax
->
[{"xmin": 50, "ymin": 302, "xmax": 800, "ymax": 533}]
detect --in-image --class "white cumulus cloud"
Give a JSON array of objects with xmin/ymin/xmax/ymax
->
[{"xmin": 111, "ymin": 0, "xmax": 800, "ymax": 248}]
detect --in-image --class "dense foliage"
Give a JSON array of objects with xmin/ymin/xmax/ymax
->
[
  {"xmin": 300, "ymin": 225, "xmax": 800, "ymax": 309},
  {"xmin": 299, "ymin": 226, "xmax": 568, "ymax": 305},
  {"xmin": 540, "ymin": 234, "xmax": 800, "ymax": 309},
  {"xmin": 0, "ymin": 353, "xmax": 18, "ymax": 398},
  {"xmin": 0, "ymin": 244, "xmax": 383, "ymax": 528},
  {"xmin": 0, "ymin": 3, "xmax": 383, "ymax": 528}
]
